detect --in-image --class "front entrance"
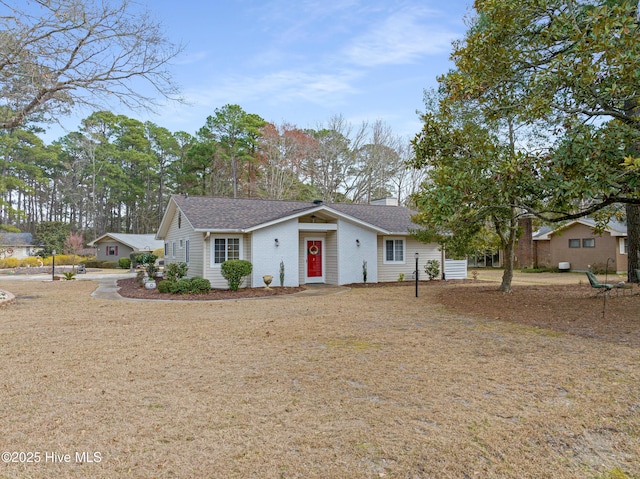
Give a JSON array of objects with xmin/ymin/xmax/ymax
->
[{"xmin": 305, "ymin": 238, "xmax": 324, "ymax": 283}]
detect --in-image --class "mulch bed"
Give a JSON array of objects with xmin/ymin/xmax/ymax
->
[
  {"xmin": 116, "ymin": 277, "xmax": 305, "ymax": 300},
  {"xmin": 437, "ymin": 283, "xmax": 640, "ymax": 346}
]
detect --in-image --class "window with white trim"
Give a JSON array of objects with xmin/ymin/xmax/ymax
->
[
  {"xmin": 185, "ymin": 239, "xmax": 190, "ymax": 263},
  {"xmin": 212, "ymin": 237, "xmax": 241, "ymax": 265},
  {"xmin": 620, "ymin": 238, "xmax": 628, "ymax": 255},
  {"xmin": 172, "ymin": 242, "xmax": 176, "ymax": 258},
  {"xmin": 384, "ymin": 238, "xmax": 405, "ymax": 263}
]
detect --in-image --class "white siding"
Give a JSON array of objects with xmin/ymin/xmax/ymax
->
[
  {"xmin": 251, "ymin": 220, "xmax": 299, "ymax": 287},
  {"xmin": 377, "ymin": 237, "xmax": 440, "ymax": 282},
  {"xmin": 336, "ymin": 219, "xmax": 378, "ymax": 284}
]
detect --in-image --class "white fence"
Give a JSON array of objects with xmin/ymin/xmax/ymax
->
[{"xmin": 444, "ymin": 259, "xmax": 467, "ymax": 280}]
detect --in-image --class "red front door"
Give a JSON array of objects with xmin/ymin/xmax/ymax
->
[{"xmin": 307, "ymin": 240, "xmax": 323, "ymax": 278}]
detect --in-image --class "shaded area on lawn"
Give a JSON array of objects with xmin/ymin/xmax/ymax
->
[{"xmin": 437, "ymin": 283, "xmax": 640, "ymax": 346}]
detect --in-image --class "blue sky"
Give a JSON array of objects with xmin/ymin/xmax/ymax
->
[{"xmin": 45, "ymin": 0, "xmax": 474, "ymax": 142}]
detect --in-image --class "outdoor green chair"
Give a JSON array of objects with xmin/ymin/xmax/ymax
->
[
  {"xmin": 586, "ymin": 271, "xmax": 614, "ymax": 296},
  {"xmin": 586, "ymin": 271, "xmax": 629, "ymax": 296}
]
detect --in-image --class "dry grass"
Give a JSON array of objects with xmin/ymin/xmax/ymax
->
[{"xmin": 0, "ymin": 278, "xmax": 638, "ymax": 478}]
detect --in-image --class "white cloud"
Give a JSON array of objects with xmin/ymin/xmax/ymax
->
[
  {"xmin": 184, "ymin": 68, "xmax": 361, "ymax": 109},
  {"xmin": 344, "ymin": 8, "xmax": 458, "ymax": 67}
]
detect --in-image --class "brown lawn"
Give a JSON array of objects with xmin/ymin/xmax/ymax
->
[{"xmin": 0, "ymin": 272, "xmax": 638, "ymax": 478}]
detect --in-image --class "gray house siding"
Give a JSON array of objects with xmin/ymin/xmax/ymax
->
[
  {"xmin": 95, "ymin": 242, "xmax": 134, "ymax": 263},
  {"xmin": 377, "ymin": 237, "xmax": 441, "ymax": 282},
  {"xmin": 163, "ymin": 209, "xmax": 203, "ymax": 276},
  {"xmin": 202, "ymin": 233, "xmax": 251, "ymax": 289}
]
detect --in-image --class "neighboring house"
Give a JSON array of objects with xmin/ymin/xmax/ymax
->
[
  {"xmin": 88, "ymin": 233, "xmax": 164, "ymax": 263},
  {"xmin": 156, "ymin": 195, "xmax": 463, "ymax": 289},
  {"xmin": 0, "ymin": 233, "xmax": 39, "ymax": 260},
  {"xmin": 532, "ymin": 218, "xmax": 628, "ymax": 273}
]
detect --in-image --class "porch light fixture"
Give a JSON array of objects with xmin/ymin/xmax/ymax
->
[
  {"xmin": 356, "ymin": 239, "xmax": 360, "ymax": 247},
  {"xmin": 274, "ymin": 238, "xmax": 279, "ymax": 247}
]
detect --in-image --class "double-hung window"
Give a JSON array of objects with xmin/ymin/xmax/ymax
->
[
  {"xmin": 568, "ymin": 239, "xmax": 580, "ymax": 248},
  {"xmin": 185, "ymin": 240, "xmax": 190, "ymax": 264},
  {"xmin": 384, "ymin": 238, "xmax": 405, "ymax": 263},
  {"xmin": 213, "ymin": 237, "xmax": 241, "ymax": 265}
]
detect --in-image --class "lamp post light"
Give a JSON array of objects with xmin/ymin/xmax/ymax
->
[
  {"xmin": 52, "ymin": 250, "xmax": 56, "ymax": 281},
  {"xmin": 415, "ymin": 252, "xmax": 419, "ymax": 298}
]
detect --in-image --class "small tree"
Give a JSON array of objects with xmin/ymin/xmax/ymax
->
[
  {"xmin": 220, "ymin": 259, "xmax": 252, "ymax": 291},
  {"xmin": 64, "ymin": 232, "xmax": 84, "ymax": 272},
  {"xmin": 135, "ymin": 252, "xmax": 158, "ymax": 279}
]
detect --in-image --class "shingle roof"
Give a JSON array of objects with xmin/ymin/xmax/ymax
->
[
  {"xmin": 0, "ymin": 232, "xmax": 34, "ymax": 246},
  {"xmin": 171, "ymin": 195, "xmax": 418, "ymax": 234},
  {"xmin": 89, "ymin": 233, "xmax": 163, "ymax": 251},
  {"xmin": 533, "ymin": 218, "xmax": 627, "ymax": 240}
]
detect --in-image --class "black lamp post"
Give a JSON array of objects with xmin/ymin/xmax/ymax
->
[
  {"xmin": 52, "ymin": 250, "xmax": 56, "ymax": 281},
  {"xmin": 415, "ymin": 252, "xmax": 419, "ymax": 297}
]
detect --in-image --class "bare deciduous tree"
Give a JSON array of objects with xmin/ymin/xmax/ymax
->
[{"xmin": 0, "ymin": 0, "xmax": 183, "ymax": 130}]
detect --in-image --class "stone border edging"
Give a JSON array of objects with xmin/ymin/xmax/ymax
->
[{"xmin": 0, "ymin": 289, "xmax": 15, "ymax": 306}]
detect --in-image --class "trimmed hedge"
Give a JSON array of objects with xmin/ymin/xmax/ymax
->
[
  {"xmin": 118, "ymin": 258, "xmax": 131, "ymax": 269},
  {"xmin": 162, "ymin": 277, "xmax": 212, "ymax": 295},
  {"xmin": 83, "ymin": 260, "xmax": 119, "ymax": 269},
  {"xmin": 220, "ymin": 259, "xmax": 252, "ymax": 291}
]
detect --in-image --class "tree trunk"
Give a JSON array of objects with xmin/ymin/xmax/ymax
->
[
  {"xmin": 627, "ymin": 203, "xmax": 640, "ymax": 282},
  {"xmin": 499, "ymin": 215, "xmax": 518, "ymax": 293}
]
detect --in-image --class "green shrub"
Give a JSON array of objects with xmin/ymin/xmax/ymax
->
[
  {"xmin": 189, "ymin": 277, "xmax": 211, "ymax": 294},
  {"xmin": 166, "ymin": 262, "xmax": 188, "ymax": 282},
  {"xmin": 279, "ymin": 260, "xmax": 285, "ymax": 287},
  {"xmin": 157, "ymin": 280, "xmax": 172, "ymax": 293},
  {"xmin": 221, "ymin": 259, "xmax": 252, "ymax": 291},
  {"xmin": 118, "ymin": 257, "xmax": 131, "ymax": 270},
  {"xmin": 83, "ymin": 260, "xmax": 118, "ymax": 269},
  {"xmin": 424, "ymin": 259, "xmax": 440, "ymax": 280},
  {"xmin": 169, "ymin": 278, "xmax": 193, "ymax": 294},
  {"xmin": 62, "ymin": 272, "xmax": 76, "ymax": 280}
]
